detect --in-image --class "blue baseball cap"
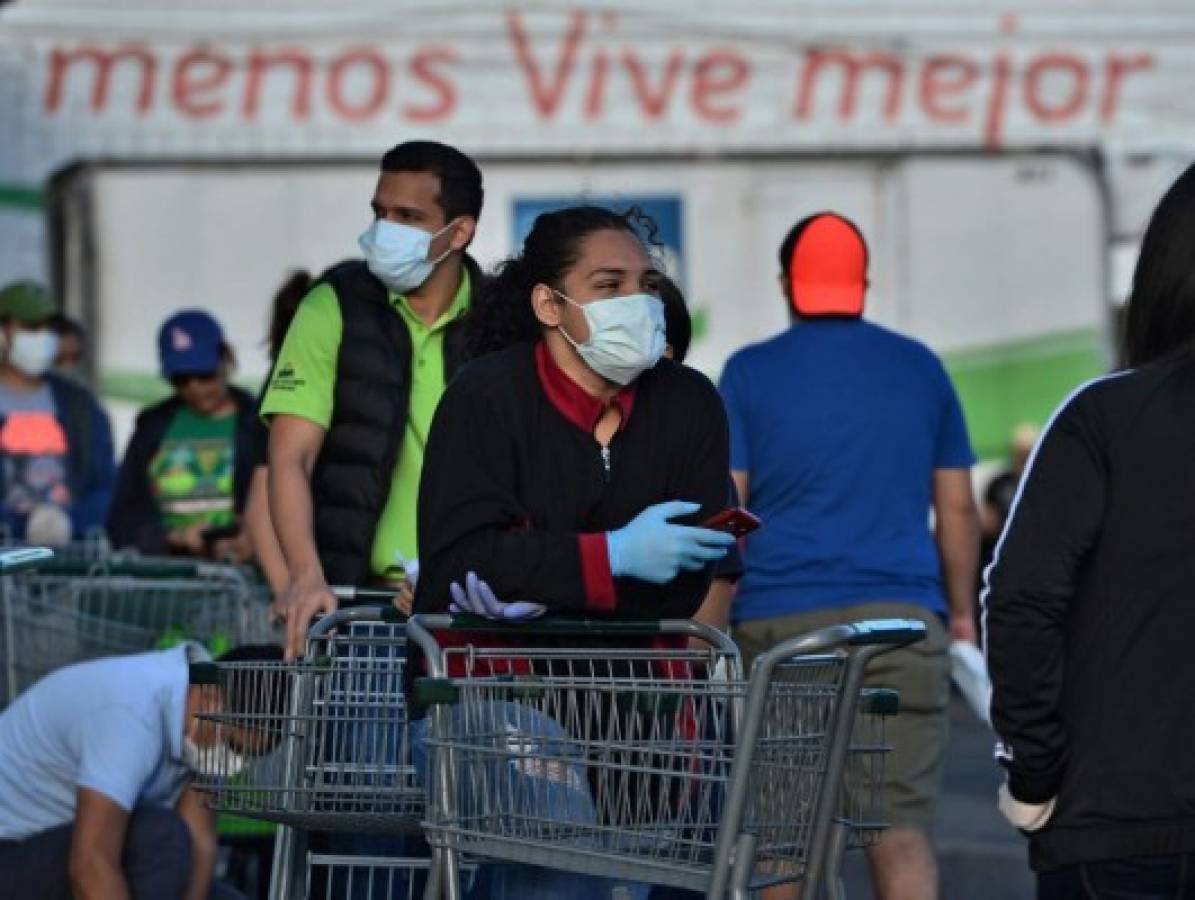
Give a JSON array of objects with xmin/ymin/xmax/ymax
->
[{"xmin": 158, "ymin": 310, "xmax": 224, "ymax": 377}]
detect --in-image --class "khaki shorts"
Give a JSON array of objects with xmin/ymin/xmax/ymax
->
[{"xmin": 734, "ymin": 602, "xmax": 950, "ymax": 830}]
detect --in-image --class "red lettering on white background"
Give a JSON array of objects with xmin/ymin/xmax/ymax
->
[
  {"xmin": 919, "ymin": 54, "xmax": 980, "ymax": 122},
  {"xmin": 983, "ymin": 52, "xmax": 1011, "ymax": 148},
  {"xmin": 795, "ymin": 48, "xmax": 904, "ymax": 121},
  {"xmin": 46, "ymin": 45, "xmax": 156, "ymax": 113},
  {"xmin": 243, "ymin": 48, "xmax": 312, "ymax": 119},
  {"xmin": 621, "ymin": 51, "xmax": 685, "ymax": 120},
  {"xmin": 692, "ymin": 50, "xmax": 750, "ymax": 124},
  {"xmin": 405, "ymin": 47, "xmax": 458, "ymax": 122},
  {"xmin": 1101, "ymin": 52, "xmax": 1153, "ymax": 121},
  {"xmin": 507, "ymin": 10, "xmax": 585, "ymax": 118},
  {"xmin": 1025, "ymin": 53, "xmax": 1089, "ymax": 122},
  {"xmin": 327, "ymin": 47, "xmax": 388, "ymax": 121},
  {"xmin": 172, "ymin": 48, "xmax": 232, "ymax": 118}
]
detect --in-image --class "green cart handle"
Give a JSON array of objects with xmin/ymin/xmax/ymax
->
[{"xmin": 0, "ymin": 547, "xmax": 54, "ymax": 573}]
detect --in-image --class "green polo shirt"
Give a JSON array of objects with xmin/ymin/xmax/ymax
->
[{"xmin": 261, "ymin": 271, "xmax": 470, "ymax": 579}]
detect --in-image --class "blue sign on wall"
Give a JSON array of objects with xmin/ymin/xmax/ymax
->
[{"xmin": 511, "ymin": 195, "xmax": 685, "ymax": 288}]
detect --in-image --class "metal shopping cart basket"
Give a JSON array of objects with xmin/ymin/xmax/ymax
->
[
  {"xmin": 192, "ymin": 602, "xmax": 454, "ymax": 900},
  {"xmin": 0, "ymin": 549, "xmax": 269, "ymax": 705},
  {"xmin": 407, "ymin": 614, "xmax": 923, "ymax": 900}
]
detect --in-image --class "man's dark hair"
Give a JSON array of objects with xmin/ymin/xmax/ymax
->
[
  {"xmin": 47, "ymin": 313, "xmax": 85, "ymax": 340},
  {"xmin": 466, "ymin": 205, "xmax": 656, "ymax": 359},
  {"xmin": 380, "ymin": 140, "xmax": 484, "ymax": 222},
  {"xmin": 659, "ymin": 275, "xmax": 692, "ymax": 364},
  {"xmin": 1123, "ymin": 162, "xmax": 1195, "ymax": 367}
]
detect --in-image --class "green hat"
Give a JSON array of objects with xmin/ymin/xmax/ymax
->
[{"xmin": 0, "ymin": 281, "xmax": 54, "ymax": 325}]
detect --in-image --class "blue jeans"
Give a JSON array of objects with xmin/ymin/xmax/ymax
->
[
  {"xmin": 1038, "ymin": 855, "xmax": 1195, "ymax": 899},
  {"xmin": 411, "ymin": 701, "xmax": 649, "ymax": 900}
]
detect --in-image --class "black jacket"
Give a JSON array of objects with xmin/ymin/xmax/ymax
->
[
  {"xmin": 107, "ymin": 387, "xmax": 265, "ymax": 554},
  {"xmin": 413, "ymin": 343, "xmax": 729, "ymax": 618},
  {"xmin": 310, "ymin": 259, "xmax": 477, "ymax": 586},
  {"xmin": 985, "ymin": 356, "xmax": 1195, "ymax": 871}
]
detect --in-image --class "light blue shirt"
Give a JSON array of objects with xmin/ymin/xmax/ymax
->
[{"xmin": 0, "ymin": 645, "xmax": 196, "ymax": 839}]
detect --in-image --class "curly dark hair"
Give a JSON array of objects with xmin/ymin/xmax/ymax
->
[{"xmin": 466, "ymin": 205, "xmax": 659, "ymax": 359}]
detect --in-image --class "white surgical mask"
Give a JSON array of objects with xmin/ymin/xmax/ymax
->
[
  {"xmin": 183, "ymin": 734, "xmax": 246, "ymax": 779},
  {"xmin": 358, "ymin": 218, "xmax": 457, "ymax": 293},
  {"xmin": 555, "ymin": 290, "xmax": 666, "ymax": 386},
  {"xmin": 7, "ymin": 329, "xmax": 59, "ymax": 379}
]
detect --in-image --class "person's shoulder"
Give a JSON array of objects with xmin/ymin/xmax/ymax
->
[
  {"xmin": 45, "ymin": 372, "xmax": 103, "ymax": 408},
  {"xmin": 725, "ymin": 328, "xmax": 795, "ymax": 368},
  {"xmin": 132, "ymin": 394, "xmax": 182, "ymax": 426},
  {"xmin": 648, "ymin": 358, "xmax": 723, "ymax": 411},
  {"xmin": 447, "ymin": 343, "xmax": 537, "ymax": 399}
]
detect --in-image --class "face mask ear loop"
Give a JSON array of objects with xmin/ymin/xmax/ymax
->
[
  {"xmin": 428, "ymin": 217, "xmax": 462, "ymax": 267},
  {"xmin": 548, "ymin": 288, "xmax": 586, "ymax": 349}
]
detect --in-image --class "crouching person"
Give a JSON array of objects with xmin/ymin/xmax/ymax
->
[{"xmin": 0, "ymin": 643, "xmax": 284, "ymax": 899}]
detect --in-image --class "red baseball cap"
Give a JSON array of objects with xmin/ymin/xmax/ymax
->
[{"xmin": 788, "ymin": 213, "xmax": 867, "ymax": 317}]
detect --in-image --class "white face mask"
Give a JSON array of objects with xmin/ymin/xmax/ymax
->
[
  {"xmin": 183, "ymin": 734, "xmax": 246, "ymax": 779},
  {"xmin": 555, "ymin": 290, "xmax": 666, "ymax": 386},
  {"xmin": 358, "ymin": 218, "xmax": 457, "ymax": 294},
  {"xmin": 7, "ymin": 329, "xmax": 59, "ymax": 378}
]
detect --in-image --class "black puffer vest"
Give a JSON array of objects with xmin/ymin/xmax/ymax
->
[{"xmin": 310, "ymin": 258, "xmax": 476, "ymax": 585}]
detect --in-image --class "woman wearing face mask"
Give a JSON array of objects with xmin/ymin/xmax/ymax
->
[
  {"xmin": 407, "ymin": 207, "xmax": 734, "ymax": 900},
  {"xmin": 0, "ymin": 281, "xmax": 115, "ymax": 545},
  {"xmin": 108, "ymin": 310, "xmax": 267, "ymax": 562}
]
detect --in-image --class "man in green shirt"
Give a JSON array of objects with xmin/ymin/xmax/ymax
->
[{"xmin": 264, "ymin": 141, "xmax": 484, "ymax": 658}]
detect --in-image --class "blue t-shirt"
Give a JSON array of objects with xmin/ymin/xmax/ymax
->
[
  {"xmin": 719, "ymin": 319, "xmax": 975, "ymax": 621},
  {"xmin": 0, "ymin": 645, "xmax": 196, "ymax": 839}
]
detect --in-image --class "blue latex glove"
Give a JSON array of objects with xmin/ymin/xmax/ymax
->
[
  {"xmin": 606, "ymin": 501, "xmax": 735, "ymax": 585},
  {"xmin": 448, "ymin": 571, "xmax": 548, "ymax": 621}
]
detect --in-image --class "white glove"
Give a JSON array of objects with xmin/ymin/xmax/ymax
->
[
  {"xmin": 448, "ymin": 571, "xmax": 547, "ymax": 621},
  {"xmin": 395, "ymin": 554, "xmax": 420, "ymax": 588},
  {"xmin": 950, "ymin": 639, "xmax": 992, "ymax": 724},
  {"xmin": 997, "ymin": 782, "xmax": 1056, "ymax": 832},
  {"xmin": 26, "ymin": 504, "xmax": 72, "ymax": 547}
]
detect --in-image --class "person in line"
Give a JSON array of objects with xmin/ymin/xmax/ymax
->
[
  {"xmin": 48, "ymin": 313, "xmax": 87, "ymax": 381},
  {"xmin": 0, "ymin": 641, "xmax": 285, "ymax": 899},
  {"xmin": 719, "ymin": 212, "xmax": 980, "ymax": 900},
  {"xmin": 986, "ymin": 163, "xmax": 1195, "ymax": 898},
  {"xmin": 266, "ymin": 140, "xmax": 485, "ymax": 656},
  {"xmin": 980, "ymin": 421, "xmax": 1038, "ymax": 565},
  {"xmin": 108, "ymin": 310, "xmax": 264, "ymax": 562},
  {"xmin": 0, "ymin": 281, "xmax": 114, "ymax": 545},
  {"xmin": 408, "ymin": 205, "xmax": 735, "ymax": 899},
  {"xmin": 244, "ymin": 270, "xmax": 312, "ymax": 598}
]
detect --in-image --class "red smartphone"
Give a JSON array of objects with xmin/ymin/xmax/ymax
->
[{"xmin": 702, "ymin": 507, "xmax": 761, "ymax": 537}]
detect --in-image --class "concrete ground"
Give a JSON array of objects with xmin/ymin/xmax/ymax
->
[{"xmin": 841, "ymin": 697, "xmax": 1036, "ymax": 899}]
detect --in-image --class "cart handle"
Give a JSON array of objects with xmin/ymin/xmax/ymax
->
[
  {"xmin": 845, "ymin": 618, "xmax": 929, "ymax": 646},
  {"xmin": 0, "ymin": 546, "xmax": 54, "ymax": 573},
  {"xmin": 23, "ymin": 557, "xmax": 233, "ymax": 579},
  {"xmin": 411, "ymin": 612, "xmax": 695, "ymax": 636},
  {"xmin": 330, "ymin": 586, "xmax": 408, "ymax": 607}
]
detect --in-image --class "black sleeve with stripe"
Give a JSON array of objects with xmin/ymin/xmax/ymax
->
[{"xmin": 984, "ymin": 388, "xmax": 1108, "ymax": 803}]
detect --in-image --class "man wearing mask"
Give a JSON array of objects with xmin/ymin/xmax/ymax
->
[
  {"xmin": 0, "ymin": 282, "xmax": 114, "ymax": 544},
  {"xmin": 0, "ymin": 642, "xmax": 284, "ymax": 898},
  {"xmin": 720, "ymin": 213, "xmax": 980, "ymax": 900},
  {"xmin": 265, "ymin": 141, "xmax": 484, "ymax": 658}
]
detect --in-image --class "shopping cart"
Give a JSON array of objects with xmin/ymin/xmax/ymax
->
[
  {"xmin": 192, "ymin": 601, "xmax": 449, "ymax": 900},
  {"xmin": 0, "ymin": 550, "xmax": 271, "ymax": 704},
  {"xmin": 407, "ymin": 614, "xmax": 923, "ymax": 900}
]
